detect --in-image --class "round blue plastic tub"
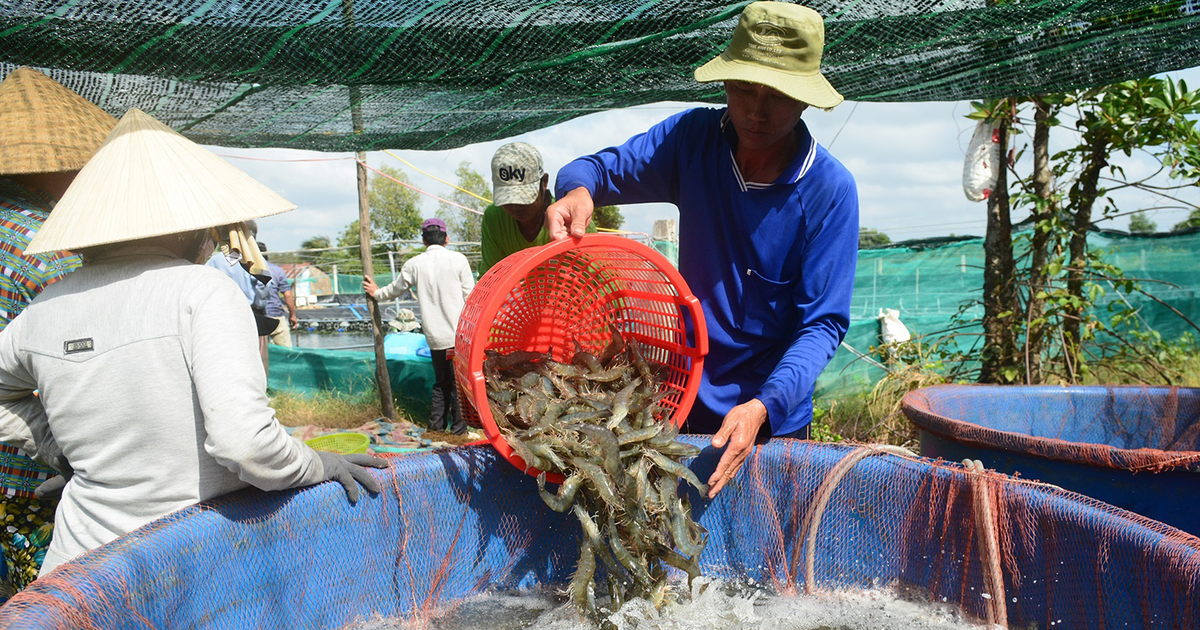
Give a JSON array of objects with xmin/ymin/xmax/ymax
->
[{"xmin": 903, "ymin": 384, "xmax": 1200, "ymax": 534}]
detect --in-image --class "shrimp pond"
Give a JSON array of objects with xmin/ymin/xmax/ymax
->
[{"xmin": 350, "ymin": 578, "xmax": 988, "ymax": 630}]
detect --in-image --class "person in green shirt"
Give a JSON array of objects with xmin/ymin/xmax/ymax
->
[{"xmin": 477, "ymin": 142, "xmax": 553, "ymax": 277}]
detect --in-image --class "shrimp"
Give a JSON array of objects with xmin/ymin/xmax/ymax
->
[
  {"xmin": 537, "ymin": 472, "xmax": 581, "ymax": 512},
  {"xmin": 568, "ymin": 537, "xmax": 596, "ymax": 613},
  {"xmin": 645, "ymin": 448, "xmax": 708, "ymax": 495}
]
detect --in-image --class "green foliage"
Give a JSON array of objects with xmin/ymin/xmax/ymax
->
[
  {"xmin": 809, "ymin": 403, "xmax": 845, "ymax": 443},
  {"xmin": 367, "ymin": 164, "xmax": 424, "ymax": 242},
  {"xmin": 966, "ymin": 76, "xmax": 1200, "ymax": 385},
  {"xmin": 437, "ymin": 161, "xmax": 490, "ymax": 243},
  {"xmin": 1172, "ymin": 209, "xmax": 1200, "ymax": 232},
  {"xmin": 307, "ymin": 165, "xmax": 426, "ymax": 277},
  {"xmin": 859, "ymin": 228, "xmax": 891, "ymax": 249},
  {"xmin": 301, "ymin": 236, "xmax": 331, "ymax": 250},
  {"xmin": 593, "ymin": 205, "xmax": 624, "ymax": 230},
  {"xmin": 308, "ymin": 220, "xmax": 390, "ymax": 276},
  {"xmin": 1128, "ymin": 212, "xmax": 1157, "ymax": 234}
]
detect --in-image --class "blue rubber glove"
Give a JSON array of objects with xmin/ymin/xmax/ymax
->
[{"xmin": 317, "ymin": 452, "xmax": 388, "ymax": 503}]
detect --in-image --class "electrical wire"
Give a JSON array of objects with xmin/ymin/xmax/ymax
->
[
  {"xmin": 383, "ymin": 150, "xmax": 492, "ymax": 204},
  {"xmin": 355, "ymin": 159, "xmax": 483, "ymax": 214}
]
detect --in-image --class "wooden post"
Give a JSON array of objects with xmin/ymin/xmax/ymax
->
[
  {"xmin": 343, "ymin": 0, "xmax": 393, "ymax": 418},
  {"xmin": 355, "ymin": 146, "xmax": 395, "ymax": 419}
]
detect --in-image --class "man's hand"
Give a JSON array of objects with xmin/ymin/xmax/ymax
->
[
  {"xmin": 289, "ymin": 313, "xmax": 299, "ymax": 329},
  {"xmin": 706, "ymin": 399, "xmax": 768, "ymax": 499},
  {"xmin": 546, "ymin": 187, "xmax": 595, "ymax": 241},
  {"xmin": 362, "ymin": 276, "xmax": 379, "ymax": 298}
]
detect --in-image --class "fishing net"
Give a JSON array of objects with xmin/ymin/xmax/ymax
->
[
  {"xmin": 0, "ymin": 1, "xmax": 1197, "ymax": 151},
  {"xmin": 1, "ymin": 438, "xmax": 1198, "ymax": 628}
]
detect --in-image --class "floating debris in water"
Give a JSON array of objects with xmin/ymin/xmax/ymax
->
[{"xmin": 483, "ymin": 327, "xmax": 707, "ymax": 618}]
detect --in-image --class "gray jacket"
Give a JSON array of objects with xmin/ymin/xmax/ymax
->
[{"xmin": 0, "ymin": 246, "xmax": 324, "ymax": 574}]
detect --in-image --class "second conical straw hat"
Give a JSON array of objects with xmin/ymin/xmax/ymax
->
[
  {"xmin": 0, "ymin": 67, "xmax": 117, "ymax": 175},
  {"xmin": 26, "ymin": 108, "xmax": 295, "ymax": 255}
]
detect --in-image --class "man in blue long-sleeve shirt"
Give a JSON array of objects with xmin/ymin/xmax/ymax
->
[{"xmin": 548, "ymin": 2, "xmax": 858, "ymax": 498}]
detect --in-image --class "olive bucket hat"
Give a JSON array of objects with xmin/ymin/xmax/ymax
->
[
  {"xmin": 0, "ymin": 67, "xmax": 117, "ymax": 175},
  {"xmin": 694, "ymin": 2, "xmax": 843, "ymax": 109}
]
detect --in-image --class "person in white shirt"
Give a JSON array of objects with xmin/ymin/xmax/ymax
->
[
  {"xmin": 0, "ymin": 108, "xmax": 387, "ymax": 576},
  {"xmin": 363, "ymin": 218, "xmax": 475, "ymax": 435}
]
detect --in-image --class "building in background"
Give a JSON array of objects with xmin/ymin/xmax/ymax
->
[{"xmin": 278, "ymin": 263, "xmax": 333, "ymax": 304}]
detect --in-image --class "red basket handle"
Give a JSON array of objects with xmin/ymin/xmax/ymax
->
[{"xmin": 681, "ymin": 293, "xmax": 708, "ymax": 358}]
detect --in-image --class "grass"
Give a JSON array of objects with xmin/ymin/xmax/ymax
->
[
  {"xmin": 270, "ymin": 389, "xmax": 385, "ymax": 430},
  {"xmin": 813, "ymin": 334, "xmax": 1200, "ymax": 448},
  {"xmin": 269, "ymin": 389, "xmax": 483, "ymax": 446}
]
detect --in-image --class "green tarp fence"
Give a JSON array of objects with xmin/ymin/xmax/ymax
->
[
  {"xmin": 820, "ymin": 228, "xmax": 1200, "ymax": 396},
  {"xmin": 267, "ymin": 344, "xmax": 435, "ymax": 418},
  {"xmin": 271, "ymin": 229, "xmax": 1200, "ymax": 404}
]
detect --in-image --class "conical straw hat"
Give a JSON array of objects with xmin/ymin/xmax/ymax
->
[
  {"xmin": 26, "ymin": 108, "xmax": 295, "ymax": 255},
  {"xmin": 0, "ymin": 67, "xmax": 117, "ymax": 175}
]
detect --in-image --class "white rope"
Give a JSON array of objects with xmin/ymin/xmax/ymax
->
[
  {"xmin": 963, "ymin": 458, "xmax": 1008, "ymax": 629},
  {"xmin": 839, "ymin": 340, "xmax": 892, "ymax": 373},
  {"xmin": 794, "ymin": 444, "xmax": 916, "ymax": 594}
]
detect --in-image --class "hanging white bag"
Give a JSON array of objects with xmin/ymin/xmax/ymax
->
[
  {"xmin": 962, "ymin": 120, "xmax": 1000, "ymax": 202},
  {"xmin": 878, "ymin": 308, "xmax": 911, "ymax": 345}
]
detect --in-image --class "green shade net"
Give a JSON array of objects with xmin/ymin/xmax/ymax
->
[
  {"xmin": 818, "ymin": 228, "xmax": 1200, "ymax": 397},
  {"xmin": 274, "ymin": 229, "xmax": 1200, "ymax": 401},
  {"xmin": 0, "ymin": 1, "xmax": 1198, "ymax": 151},
  {"xmin": 267, "ymin": 344, "xmax": 435, "ymax": 416}
]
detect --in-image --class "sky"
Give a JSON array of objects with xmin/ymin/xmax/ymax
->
[{"xmin": 216, "ymin": 66, "xmax": 1200, "ymax": 253}]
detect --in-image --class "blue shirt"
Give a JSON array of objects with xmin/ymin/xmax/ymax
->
[
  {"xmin": 264, "ymin": 261, "xmax": 291, "ymax": 318},
  {"xmin": 556, "ymin": 107, "xmax": 859, "ymax": 435},
  {"xmin": 205, "ymin": 251, "xmax": 256, "ymax": 305}
]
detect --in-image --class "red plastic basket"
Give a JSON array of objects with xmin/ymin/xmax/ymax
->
[{"xmin": 455, "ymin": 234, "xmax": 708, "ymax": 482}]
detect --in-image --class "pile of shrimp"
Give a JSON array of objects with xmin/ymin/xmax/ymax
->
[{"xmin": 484, "ymin": 327, "xmax": 707, "ymax": 616}]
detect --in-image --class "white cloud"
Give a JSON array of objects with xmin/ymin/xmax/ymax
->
[{"xmin": 214, "ymin": 66, "xmax": 1200, "ymax": 251}]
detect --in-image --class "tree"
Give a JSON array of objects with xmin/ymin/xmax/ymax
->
[
  {"xmin": 969, "ymin": 98, "xmax": 1018, "ymax": 384},
  {"xmin": 965, "ymin": 77, "xmax": 1200, "ymax": 385},
  {"xmin": 436, "ymin": 161, "xmax": 490, "ymax": 243},
  {"xmin": 858, "ymin": 228, "xmax": 891, "ymax": 249},
  {"xmin": 593, "ymin": 205, "xmax": 624, "ymax": 230},
  {"xmin": 1172, "ymin": 209, "xmax": 1200, "ymax": 231},
  {"xmin": 1054, "ymin": 78, "xmax": 1200, "ymax": 371},
  {"xmin": 1129, "ymin": 212, "xmax": 1158, "ymax": 233},
  {"xmin": 301, "ymin": 235, "xmax": 331, "ymax": 250},
  {"xmin": 367, "ymin": 164, "xmax": 423, "ymax": 242}
]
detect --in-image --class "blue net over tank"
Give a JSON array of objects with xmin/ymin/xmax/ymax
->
[
  {"xmin": 903, "ymin": 384, "xmax": 1200, "ymax": 537},
  {"xmin": 2, "ymin": 438, "xmax": 1198, "ymax": 629},
  {"xmin": 903, "ymin": 385, "xmax": 1200, "ymax": 472}
]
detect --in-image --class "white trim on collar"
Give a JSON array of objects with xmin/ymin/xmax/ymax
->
[{"xmin": 721, "ymin": 111, "xmax": 818, "ymax": 190}]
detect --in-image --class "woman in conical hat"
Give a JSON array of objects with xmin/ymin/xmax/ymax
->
[
  {"xmin": 0, "ymin": 108, "xmax": 387, "ymax": 577},
  {"xmin": 0, "ymin": 66, "xmax": 116, "ymax": 596}
]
